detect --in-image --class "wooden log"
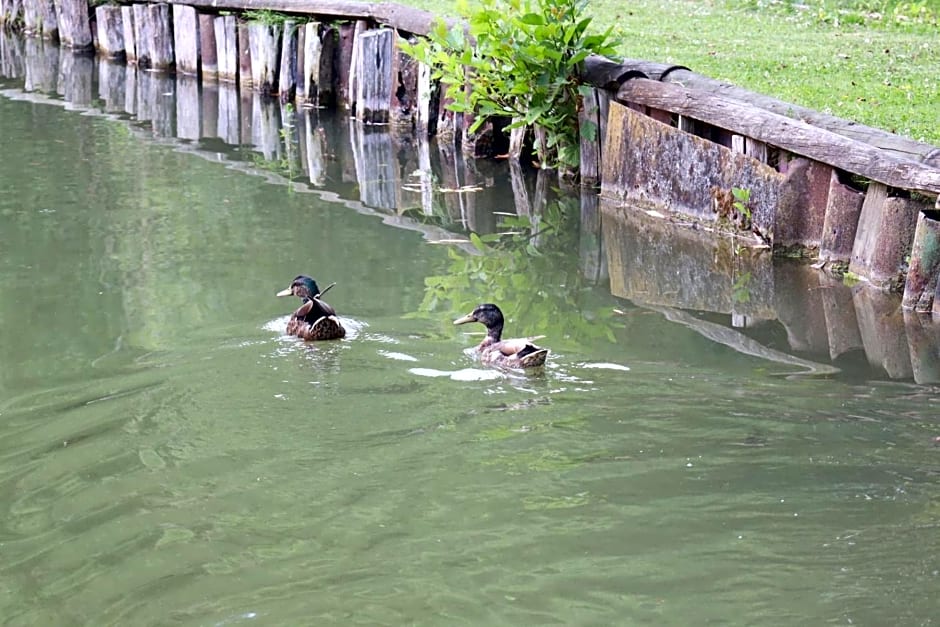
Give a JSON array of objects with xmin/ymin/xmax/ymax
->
[
  {"xmin": 97, "ymin": 57, "xmax": 125, "ymax": 111},
  {"xmin": 415, "ymin": 60, "xmax": 434, "ymax": 136},
  {"xmin": 133, "ymin": 4, "xmax": 173, "ymax": 71},
  {"xmin": 176, "ymin": 74, "xmax": 201, "ymax": 139},
  {"xmin": 248, "ymin": 21, "xmax": 280, "ymax": 95},
  {"xmin": 819, "ymin": 169, "xmax": 865, "ymax": 263},
  {"xmin": 391, "ymin": 40, "xmax": 418, "ymax": 125},
  {"xmin": 23, "ymin": 37, "xmax": 57, "ymax": 92},
  {"xmin": 95, "ymin": 5, "xmax": 124, "ymax": 60},
  {"xmin": 774, "ymin": 158, "xmax": 831, "ymax": 253},
  {"xmin": 172, "ymin": 0, "xmax": 442, "ymax": 36},
  {"xmin": 121, "ymin": 6, "xmax": 136, "ymax": 64},
  {"xmin": 173, "ymin": 5, "xmax": 199, "ymax": 76},
  {"xmin": 198, "ymin": 12, "xmax": 217, "ymax": 78},
  {"xmin": 617, "ymin": 78, "xmax": 940, "ymax": 196},
  {"xmin": 299, "ymin": 21, "xmax": 332, "ymax": 107},
  {"xmin": 24, "ymin": 0, "xmax": 58, "ymax": 39},
  {"xmin": 335, "ymin": 21, "xmax": 357, "ymax": 110},
  {"xmin": 217, "ymin": 81, "xmax": 239, "ymax": 143},
  {"xmin": 237, "ymin": 18, "xmax": 251, "ymax": 90},
  {"xmin": 53, "ymin": 0, "xmax": 92, "ymax": 50},
  {"xmin": 215, "ymin": 14, "xmax": 238, "ymax": 82},
  {"xmin": 353, "ymin": 28, "xmax": 394, "ymax": 124},
  {"xmin": 849, "ymin": 183, "xmax": 921, "ymax": 289},
  {"xmin": 901, "ymin": 211, "xmax": 940, "ymax": 311},
  {"xmin": 277, "ymin": 19, "xmax": 297, "ymax": 102}
]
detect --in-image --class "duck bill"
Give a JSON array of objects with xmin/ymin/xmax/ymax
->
[
  {"xmin": 276, "ymin": 287, "xmax": 293, "ymax": 297},
  {"xmin": 453, "ymin": 313, "xmax": 476, "ymax": 325}
]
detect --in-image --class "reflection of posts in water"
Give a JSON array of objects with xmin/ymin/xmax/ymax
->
[
  {"xmin": 252, "ymin": 92, "xmax": 281, "ymax": 161},
  {"xmin": 817, "ymin": 272, "xmax": 864, "ymax": 361},
  {"xmin": 601, "ymin": 202, "xmax": 775, "ymax": 318},
  {"xmin": 217, "ymin": 82, "xmax": 240, "ymax": 145},
  {"xmin": 123, "ymin": 63, "xmax": 137, "ymax": 116},
  {"xmin": 24, "ymin": 37, "xmax": 57, "ymax": 93},
  {"xmin": 279, "ymin": 102, "xmax": 302, "ymax": 177},
  {"xmin": 299, "ymin": 111, "xmax": 327, "ymax": 187},
  {"xmin": 98, "ymin": 57, "xmax": 126, "ymax": 113},
  {"xmin": 350, "ymin": 119, "xmax": 399, "ymax": 210},
  {"xmin": 853, "ymin": 288, "xmax": 913, "ymax": 379},
  {"xmin": 58, "ymin": 50, "xmax": 93, "ymax": 106},
  {"xmin": 903, "ymin": 311, "xmax": 940, "ymax": 384},
  {"xmin": 774, "ymin": 263, "xmax": 830, "ymax": 354},
  {"xmin": 175, "ymin": 74, "xmax": 200, "ymax": 140},
  {"xmin": 415, "ymin": 135, "xmax": 433, "ymax": 215},
  {"xmin": 579, "ymin": 189, "xmax": 607, "ymax": 285},
  {"xmin": 200, "ymin": 82, "xmax": 219, "ymax": 140}
]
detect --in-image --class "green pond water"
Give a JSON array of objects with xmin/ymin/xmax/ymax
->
[{"xmin": 1, "ymin": 43, "xmax": 940, "ymax": 627}]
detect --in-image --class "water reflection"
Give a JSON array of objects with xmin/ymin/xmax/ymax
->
[{"xmin": 2, "ymin": 29, "xmax": 939, "ymax": 384}]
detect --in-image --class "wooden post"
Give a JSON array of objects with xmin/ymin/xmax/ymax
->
[
  {"xmin": 215, "ymin": 14, "xmax": 237, "ymax": 82},
  {"xmin": 237, "ymin": 19, "xmax": 252, "ymax": 91},
  {"xmin": 53, "ymin": 0, "xmax": 92, "ymax": 50},
  {"xmin": 133, "ymin": 3, "xmax": 174, "ymax": 71},
  {"xmin": 579, "ymin": 87, "xmax": 609, "ymax": 187},
  {"xmin": 248, "ymin": 21, "xmax": 281, "ymax": 95},
  {"xmin": 339, "ymin": 20, "xmax": 366, "ymax": 111},
  {"xmin": 121, "ymin": 6, "xmax": 136, "ymax": 65},
  {"xmin": 299, "ymin": 22, "xmax": 335, "ymax": 108},
  {"xmin": 352, "ymin": 28, "xmax": 394, "ymax": 123},
  {"xmin": 24, "ymin": 0, "xmax": 58, "ymax": 40},
  {"xmin": 172, "ymin": 5, "xmax": 199, "ymax": 76},
  {"xmin": 819, "ymin": 169, "xmax": 864, "ymax": 264},
  {"xmin": 901, "ymin": 211, "xmax": 940, "ymax": 311},
  {"xmin": 774, "ymin": 158, "xmax": 831, "ymax": 253},
  {"xmin": 849, "ymin": 182, "xmax": 921, "ymax": 289},
  {"xmin": 391, "ymin": 40, "xmax": 418, "ymax": 125},
  {"xmin": 95, "ymin": 5, "xmax": 124, "ymax": 60},
  {"xmin": 415, "ymin": 61, "xmax": 435, "ymax": 136},
  {"xmin": 198, "ymin": 12, "xmax": 217, "ymax": 78},
  {"xmin": 277, "ymin": 19, "xmax": 297, "ymax": 102}
]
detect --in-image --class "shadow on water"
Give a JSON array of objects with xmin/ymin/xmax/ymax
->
[{"xmin": 2, "ymin": 29, "xmax": 940, "ymax": 385}]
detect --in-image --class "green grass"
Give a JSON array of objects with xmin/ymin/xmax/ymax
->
[{"xmin": 402, "ymin": 0, "xmax": 940, "ymax": 145}]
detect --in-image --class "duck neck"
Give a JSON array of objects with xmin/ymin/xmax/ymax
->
[{"xmin": 485, "ymin": 323, "xmax": 503, "ymax": 344}]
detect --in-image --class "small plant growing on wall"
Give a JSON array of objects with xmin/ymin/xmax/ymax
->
[{"xmin": 402, "ymin": 0, "xmax": 620, "ymax": 176}]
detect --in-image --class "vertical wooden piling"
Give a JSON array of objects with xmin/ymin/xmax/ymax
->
[
  {"xmin": 54, "ymin": 0, "xmax": 92, "ymax": 49},
  {"xmin": 24, "ymin": 0, "xmax": 57, "ymax": 40},
  {"xmin": 415, "ymin": 61, "xmax": 434, "ymax": 136},
  {"xmin": 277, "ymin": 19, "xmax": 297, "ymax": 102},
  {"xmin": 172, "ymin": 5, "xmax": 199, "ymax": 76},
  {"xmin": 237, "ymin": 19, "xmax": 252, "ymax": 91},
  {"xmin": 215, "ymin": 14, "xmax": 238, "ymax": 82},
  {"xmin": 849, "ymin": 182, "xmax": 920, "ymax": 289},
  {"xmin": 95, "ymin": 5, "xmax": 124, "ymax": 60},
  {"xmin": 391, "ymin": 41, "xmax": 418, "ymax": 125},
  {"xmin": 901, "ymin": 211, "xmax": 940, "ymax": 311},
  {"xmin": 133, "ymin": 3, "xmax": 174, "ymax": 71},
  {"xmin": 121, "ymin": 6, "xmax": 136, "ymax": 64},
  {"xmin": 774, "ymin": 158, "xmax": 831, "ymax": 252},
  {"xmin": 299, "ymin": 21, "xmax": 334, "ymax": 108},
  {"xmin": 579, "ymin": 88, "xmax": 609, "ymax": 187},
  {"xmin": 248, "ymin": 21, "xmax": 281, "ymax": 95},
  {"xmin": 819, "ymin": 169, "xmax": 864, "ymax": 264},
  {"xmin": 198, "ymin": 13, "xmax": 217, "ymax": 78},
  {"xmin": 353, "ymin": 28, "xmax": 394, "ymax": 123}
]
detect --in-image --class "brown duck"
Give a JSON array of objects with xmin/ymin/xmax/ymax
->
[
  {"xmin": 453, "ymin": 303, "xmax": 548, "ymax": 369},
  {"xmin": 276, "ymin": 275, "xmax": 346, "ymax": 341}
]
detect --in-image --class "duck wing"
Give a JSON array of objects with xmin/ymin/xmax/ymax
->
[
  {"xmin": 293, "ymin": 297, "xmax": 338, "ymax": 322},
  {"xmin": 495, "ymin": 337, "xmax": 545, "ymax": 357}
]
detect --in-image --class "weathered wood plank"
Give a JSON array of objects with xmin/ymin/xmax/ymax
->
[
  {"xmin": 299, "ymin": 21, "xmax": 332, "ymax": 107},
  {"xmin": 54, "ymin": 0, "xmax": 92, "ymax": 49},
  {"xmin": 95, "ymin": 5, "xmax": 124, "ymax": 60},
  {"xmin": 353, "ymin": 28, "xmax": 394, "ymax": 124},
  {"xmin": 121, "ymin": 6, "xmax": 136, "ymax": 64},
  {"xmin": 170, "ymin": 0, "xmax": 443, "ymax": 35},
  {"xmin": 849, "ymin": 182, "xmax": 921, "ymax": 289},
  {"xmin": 248, "ymin": 21, "xmax": 280, "ymax": 95},
  {"xmin": 616, "ymin": 78, "xmax": 940, "ymax": 196},
  {"xmin": 277, "ymin": 19, "xmax": 297, "ymax": 101},
  {"xmin": 902, "ymin": 211, "xmax": 940, "ymax": 311},
  {"xmin": 172, "ymin": 5, "xmax": 199, "ymax": 75},
  {"xmin": 237, "ymin": 19, "xmax": 252, "ymax": 90},
  {"xmin": 215, "ymin": 14, "xmax": 238, "ymax": 82},
  {"xmin": 199, "ymin": 12, "xmax": 217, "ymax": 78},
  {"xmin": 24, "ymin": 0, "xmax": 58, "ymax": 39},
  {"xmin": 819, "ymin": 169, "xmax": 864, "ymax": 263}
]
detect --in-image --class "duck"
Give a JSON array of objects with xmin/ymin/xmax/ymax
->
[
  {"xmin": 276, "ymin": 275, "xmax": 346, "ymax": 341},
  {"xmin": 453, "ymin": 303, "xmax": 548, "ymax": 369}
]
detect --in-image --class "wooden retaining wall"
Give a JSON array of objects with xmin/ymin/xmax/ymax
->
[{"xmin": 3, "ymin": 0, "xmax": 940, "ymax": 308}]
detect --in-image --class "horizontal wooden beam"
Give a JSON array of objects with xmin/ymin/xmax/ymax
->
[
  {"xmin": 616, "ymin": 77, "xmax": 940, "ymax": 196},
  {"xmin": 167, "ymin": 0, "xmax": 445, "ymax": 35}
]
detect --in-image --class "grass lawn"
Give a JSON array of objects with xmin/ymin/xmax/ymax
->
[{"xmin": 401, "ymin": 0, "xmax": 940, "ymax": 146}]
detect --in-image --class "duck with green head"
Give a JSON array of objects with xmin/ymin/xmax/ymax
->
[
  {"xmin": 277, "ymin": 275, "xmax": 346, "ymax": 341},
  {"xmin": 453, "ymin": 303, "xmax": 548, "ymax": 369}
]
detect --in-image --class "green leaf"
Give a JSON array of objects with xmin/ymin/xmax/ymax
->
[{"xmin": 469, "ymin": 232, "xmax": 487, "ymax": 252}]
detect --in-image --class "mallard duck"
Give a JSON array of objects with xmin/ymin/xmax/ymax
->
[
  {"xmin": 453, "ymin": 303, "xmax": 548, "ymax": 369},
  {"xmin": 276, "ymin": 275, "xmax": 346, "ymax": 341}
]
